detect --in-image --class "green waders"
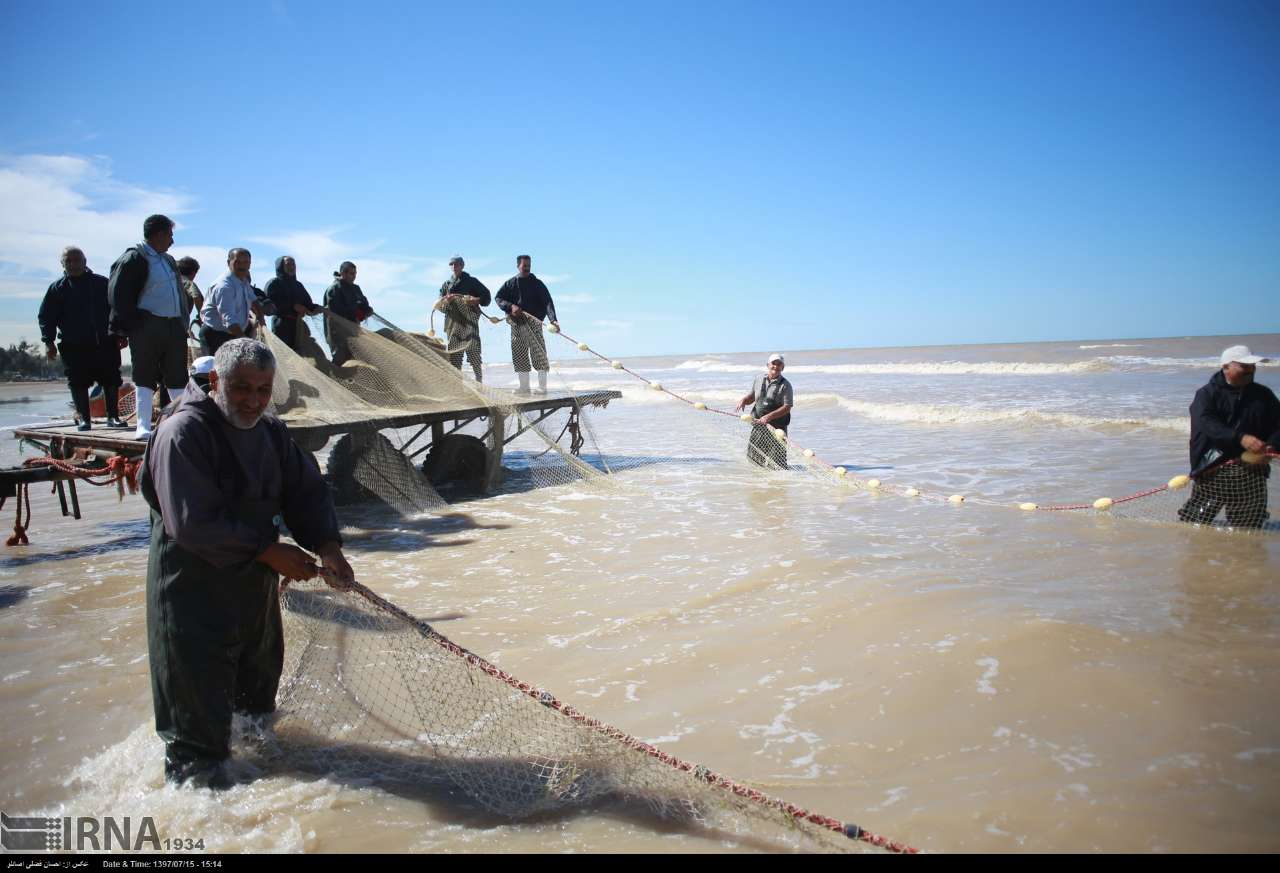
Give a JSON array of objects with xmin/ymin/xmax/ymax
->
[{"xmin": 145, "ymin": 497, "xmax": 284, "ymax": 785}]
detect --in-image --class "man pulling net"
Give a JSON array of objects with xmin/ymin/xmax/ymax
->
[
  {"xmin": 140, "ymin": 338, "xmax": 355, "ymax": 788},
  {"xmin": 1179, "ymin": 344, "xmax": 1279, "ymax": 529},
  {"xmin": 496, "ymin": 254, "xmax": 558, "ymax": 395}
]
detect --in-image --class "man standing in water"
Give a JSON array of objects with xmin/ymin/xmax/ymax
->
[
  {"xmin": 1178, "ymin": 344, "xmax": 1279, "ymax": 528},
  {"xmin": 108, "ymin": 214, "xmax": 194, "ymax": 439},
  {"xmin": 736, "ymin": 353, "xmax": 793, "ymax": 468},
  {"xmin": 495, "ymin": 255, "xmax": 557, "ymax": 395},
  {"xmin": 437, "ymin": 255, "xmax": 491, "ymax": 382},
  {"xmin": 140, "ymin": 338, "xmax": 354, "ymax": 788}
]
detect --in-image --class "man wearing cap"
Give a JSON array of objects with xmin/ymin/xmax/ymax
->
[
  {"xmin": 436, "ymin": 256, "xmax": 491, "ymax": 382},
  {"xmin": 1178, "ymin": 345, "xmax": 1280, "ymax": 528},
  {"xmin": 736, "ymin": 354, "xmax": 794, "ymax": 468}
]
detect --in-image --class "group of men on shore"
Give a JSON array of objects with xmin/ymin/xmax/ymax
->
[{"xmin": 36, "ymin": 214, "xmax": 572, "ymax": 441}]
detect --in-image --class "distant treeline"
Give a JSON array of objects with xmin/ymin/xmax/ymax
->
[{"xmin": 0, "ymin": 340, "xmax": 64, "ymax": 382}]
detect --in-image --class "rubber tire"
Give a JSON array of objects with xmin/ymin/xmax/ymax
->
[{"xmin": 422, "ymin": 434, "xmax": 489, "ymax": 488}]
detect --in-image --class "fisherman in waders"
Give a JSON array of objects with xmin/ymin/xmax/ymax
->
[
  {"xmin": 437, "ymin": 255, "xmax": 491, "ymax": 382},
  {"xmin": 736, "ymin": 353, "xmax": 794, "ymax": 469},
  {"xmin": 140, "ymin": 338, "xmax": 354, "ymax": 788}
]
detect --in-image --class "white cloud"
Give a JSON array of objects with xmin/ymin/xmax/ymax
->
[
  {"xmin": 0, "ymin": 154, "xmax": 190, "ymax": 281},
  {"xmin": 591, "ymin": 319, "xmax": 632, "ymax": 331},
  {"xmin": 0, "ymin": 154, "xmax": 195, "ymax": 346}
]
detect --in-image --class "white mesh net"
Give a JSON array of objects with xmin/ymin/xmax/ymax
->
[{"xmin": 264, "ymin": 578, "xmax": 898, "ymax": 853}]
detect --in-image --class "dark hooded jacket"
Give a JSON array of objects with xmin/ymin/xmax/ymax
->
[
  {"xmin": 495, "ymin": 273, "xmax": 557, "ymax": 323},
  {"xmin": 1188, "ymin": 369, "xmax": 1280, "ymax": 473},
  {"xmin": 264, "ymin": 258, "xmax": 317, "ymax": 334},
  {"xmin": 38, "ymin": 270, "xmax": 113, "ymax": 346}
]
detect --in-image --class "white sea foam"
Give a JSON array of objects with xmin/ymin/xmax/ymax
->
[
  {"xmin": 818, "ymin": 395, "xmax": 1188, "ymax": 433},
  {"xmin": 1079, "ymin": 343, "xmax": 1144, "ymax": 349},
  {"xmin": 1100, "ymin": 355, "xmax": 1223, "ymax": 369},
  {"xmin": 674, "ymin": 359, "xmax": 1111, "ymax": 376}
]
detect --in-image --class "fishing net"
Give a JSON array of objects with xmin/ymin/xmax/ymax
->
[
  {"xmin": 1025, "ymin": 456, "xmax": 1280, "ymax": 530},
  {"xmin": 265, "ymin": 577, "xmax": 909, "ymax": 853},
  {"xmin": 251, "ymin": 311, "xmax": 615, "ymax": 516}
]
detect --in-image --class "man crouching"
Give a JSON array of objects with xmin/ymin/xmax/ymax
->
[{"xmin": 140, "ymin": 338, "xmax": 354, "ymax": 788}]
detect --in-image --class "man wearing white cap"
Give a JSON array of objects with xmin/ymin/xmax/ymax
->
[
  {"xmin": 736, "ymin": 353, "xmax": 794, "ymax": 468},
  {"xmin": 1178, "ymin": 345, "xmax": 1280, "ymax": 528}
]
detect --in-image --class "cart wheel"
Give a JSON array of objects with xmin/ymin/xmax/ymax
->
[{"xmin": 422, "ymin": 434, "xmax": 489, "ymax": 489}]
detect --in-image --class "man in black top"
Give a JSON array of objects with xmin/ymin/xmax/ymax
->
[
  {"xmin": 1178, "ymin": 344, "xmax": 1279, "ymax": 528},
  {"xmin": 38, "ymin": 246, "xmax": 127, "ymax": 430},
  {"xmin": 735, "ymin": 353, "xmax": 794, "ymax": 469},
  {"xmin": 437, "ymin": 255, "xmax": 491, "ymax": 382},
  {"xmin": 265, "ymin": 256, "xmax": 319, "ymax": 352},
  {"xmin": 495, "ymin": 255, "xmax": 558, "ymax": 395}
]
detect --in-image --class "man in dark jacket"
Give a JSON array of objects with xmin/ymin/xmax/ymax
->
[
  {"xmin": 108, "ymin": 214, "xmax": 194, "ymax": 438},
  {"xmin": 140, "ymin": 338, "xmax": 354, "ymax": 788},
  {"xmin": 436, "ymin": 255, "xmax": 491, "ymax": 381},
  {"xmin": 1178, "ymin": 345, "xmax": 1280, "ymax": 528},
  {"xmin": 495, "ymin": 254, "xmax": 558, "ymax": 394},
  {"xmin": 265, "ymin": 256, "xmax": 319, "ymax": 352},
  {"xmin": 322, "ymin": 261, "xmax": 372, "ymax": 366},
  {"xmin": 38, "ymin": 247, "xmax": 127, "ymax": 430}
]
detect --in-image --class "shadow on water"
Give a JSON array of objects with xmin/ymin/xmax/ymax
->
[
  {"xmin": 0, "ymin": 529, "xmax": 150, "ymax": 568},
  {"xmin": 827, "ymin": 463, "xmax": 894, "ymax": 473},
  {"xmin": 282, "ymin": 587, "xmax": 466, "ymax": 630},
  {"xmin": 0, "ymin": 585, "xmax": 30, "ymax": 608},
  {"xmin": 328, "ymin": 508, "xmax": 510, "ymax": 555},
  {"xmin": 252, "ymin": 732, "xmax": 825, "ymax": 853},
  {"xmin": 470, "ymin": 451, "xmax": 732, "ymax": 500}
]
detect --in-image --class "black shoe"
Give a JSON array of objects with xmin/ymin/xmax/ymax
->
[
  {"xmin": 165, "ymin": 755, "xmax": 233, "ymax": 791},
  {"xmin": 76, "ymin": 421, "xmax": 92, "ymax": 432},
  {"xmin": 105, "ymin": 417, "xmax": 126, "ymax": 428}
]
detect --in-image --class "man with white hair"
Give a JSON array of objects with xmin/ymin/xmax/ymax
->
[
  {"xmin": 1178, "ymin": 344, "xmax": 1280, "ymax": 528},
  {"xmin": 140, "ymin": 338, "xmax": 354, "ymax": 788},
  {"xmin": 735, "ymin": 353, "xmax": 794, "ymax": 468}
]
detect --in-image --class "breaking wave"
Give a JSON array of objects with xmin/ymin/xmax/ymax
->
[
  {"xmin": 674, "ymin": 359, "xmax": 1111, "ymax": 376},
  {"xmin": 819, "ymin": 395, "xmax": 1188, "ymax": 433}
]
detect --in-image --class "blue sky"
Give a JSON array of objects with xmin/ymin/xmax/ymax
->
[{"xmin": 2, "ymin": 0, "xmax": 1277, "ymax": 358}]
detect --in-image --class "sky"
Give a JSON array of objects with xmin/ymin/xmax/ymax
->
[{"xmin": 1, "ymin": 0, "xmax": 1277, "ymax": 359}]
